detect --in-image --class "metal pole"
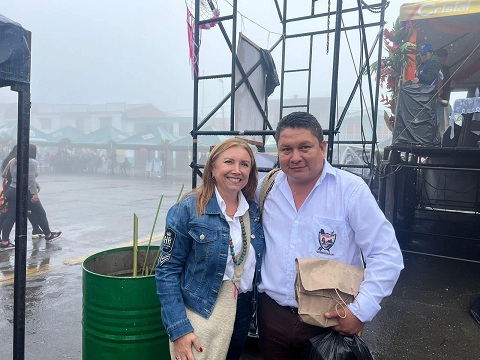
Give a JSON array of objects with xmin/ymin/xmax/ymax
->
[
  {"xmin": 229, "ymin": 0, "xmax": 238, "ymax": 130},
  {"xmin": 13, "ymin": 86, "xmax": 31, "ymax": 360},
  {"xmin": 279, "ymin": 0, "xmax": 287, "ymax": 121},
  {"xmin": 327, "ymin": 0, "xmax": 343, "ymax": 163},
  {"xmin": 369, "ymin": 0, "xmax": 388, "ymax": 184},
  {"xmin": 192, "ymin": 0, "xmax": 200, "ymax": 188}
]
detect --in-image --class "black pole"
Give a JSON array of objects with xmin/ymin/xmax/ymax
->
[
  {"xmin": 13, "ymin": 85, "xmax": 31, "ymax": 360},
  {"xmin": 192, "ymin": 0, "xmax": 200, "ymax": 188},
  {"xmin": 229, "ymin": 0, "xmax": 238, "ymax": 130},
  {"xmin": 327, "ymin": 0, "xmax": 343, "ymax": 163},
  {"xmin": 369, "ymin": 0, "xmax": 388, "ymax": 183}
]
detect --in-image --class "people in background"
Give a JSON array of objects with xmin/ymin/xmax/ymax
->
[
  {"xmin": 435, "ymin": 48, "xmax": 453, "ymax": 103},
  {"xmin": 0, "ymin": 146, "xmax": 44, "ymax": 249},
  {"xmin": 413, "ymin": 43, "xmax": 441, "ymax": 87},
  {"xmin": 1, "ymin": 144, "xmax": 61, "ymax": 246}
]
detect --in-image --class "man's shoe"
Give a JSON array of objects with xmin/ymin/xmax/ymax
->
[{"xmin": 45, "ymin": 232, "xmax": 62, "ymax": 241}]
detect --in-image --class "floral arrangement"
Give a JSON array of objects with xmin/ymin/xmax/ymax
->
[{"xmin": 371, "ymin": 18, "xmax": 416, "ymax": 131}]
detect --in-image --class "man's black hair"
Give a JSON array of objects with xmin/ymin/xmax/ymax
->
[
  {"xmin": 435, "ymin": 48, "xmax": 448, "ymax": 58},
  {"xmin": 275, "ymin": 111, "xmax": 324, "ymax": 144}
]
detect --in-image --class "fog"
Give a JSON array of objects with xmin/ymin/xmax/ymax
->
[{"xmin": 0, "ymin": 0, "xmax": 403, "ymax": 116}]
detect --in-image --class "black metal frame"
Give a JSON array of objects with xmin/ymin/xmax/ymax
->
[
  {"xmin": 0, "ymin": 31, "xmax": 32, "ymax": 360},
  {"xmin": 189, "ymin": 0, "xmax": 389, "ymax": 188},
  {"xmin": 379, "ymin": 145, "xmax": 480, "ymax": 262}
]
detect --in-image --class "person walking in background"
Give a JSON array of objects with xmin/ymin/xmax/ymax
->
[
  {"xmin": 1, "ymin": 144, "xmax": 61, "ymax": 246},
  {"xmin": 256, "ymin": 112, "xmax": 404, "ymax": 359},
  {"xmin": 0, "ymin": 145, "xmax": 45, "ymax": 239},
  {"xmin": 156, "ymin": 138, "xmax": 265, "ymax": 360},
  {"xmin": 0, "ymin": 146, "xmax": 17, "ymax": 249}
]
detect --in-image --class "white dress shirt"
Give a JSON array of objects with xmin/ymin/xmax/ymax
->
[
  {"xmin": 256, "ymin": 162, "xmax": 404, "ymax": 322},
  {"xmin": 215, "ymin": 188, "xmax": 256, "ymax": 293}
]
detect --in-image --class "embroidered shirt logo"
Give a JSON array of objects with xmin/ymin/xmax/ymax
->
[
  {"xmin": 317, "ymin": 228, "xmax": 336, "ymax": 255},
  {"xmin": 162, "ymin": 228, "xmax": 176, "ymax": 253}
]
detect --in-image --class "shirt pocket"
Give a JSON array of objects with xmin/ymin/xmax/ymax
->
[
  {"xmin": 189, "ymin": 223, "xmax": 217, "ymax": 260},
  {"xmin": 306, "ymin": 217, "xmax": 348, "ymax": 260}
]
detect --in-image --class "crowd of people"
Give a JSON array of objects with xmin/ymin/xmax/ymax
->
[
  {"xmin": 155, "ymin": 111, "xmax": 404, "ymax": 360},
  {"xmin": 0, "ymin": 147, "xmax": 136, "ymax": 175}
]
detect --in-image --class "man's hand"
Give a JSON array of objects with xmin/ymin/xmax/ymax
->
[
  {"xmin": 173, "ymin": 332, "xmax": 203, "ymax": 360},
  {"xmin": 31, "ymin": 194, "xmax": 39, "ymax": 203},
  {"xmin": 324, "ymin": 305, "xmax": 364, "ymax": 336}
]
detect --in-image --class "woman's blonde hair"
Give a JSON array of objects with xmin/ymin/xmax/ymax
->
[{"xmin": 187, "ymin": 138, "xmax": 258, "ymax": 216}]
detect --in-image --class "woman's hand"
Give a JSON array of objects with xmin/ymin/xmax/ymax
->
[
  {"xmin": 173, "ymin": 332, "xmax": 203, "ymax": 360},
  {"xmin": 31, "ymin": 194, "xmax": 39, "ymax": 203}
]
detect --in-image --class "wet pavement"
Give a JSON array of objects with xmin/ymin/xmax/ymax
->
[{"xmin": 0, "ymin": 171, "xmax": 479, "ymax": 359}]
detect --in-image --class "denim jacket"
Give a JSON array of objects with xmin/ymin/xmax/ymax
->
[{"xmin": 155, "ymin": 192, "xmax": 265, "ymax": 341}]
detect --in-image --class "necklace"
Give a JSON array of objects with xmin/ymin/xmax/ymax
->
[{"xmin": 229, "ymin": 216, "xmax": 248, "ymax": 266}]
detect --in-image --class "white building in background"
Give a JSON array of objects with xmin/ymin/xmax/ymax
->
[
  {"xmin": 0, "ymin": 97, "xmax": 391, "ymax": 152},
  {"xmin": 0, "ymin": 102, "xmax": 192, "ymax": 138}
]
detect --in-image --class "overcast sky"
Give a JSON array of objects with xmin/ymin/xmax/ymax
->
[{"xmin": 0, "ymin": 0, "xmax": 402, "ymax": 116}]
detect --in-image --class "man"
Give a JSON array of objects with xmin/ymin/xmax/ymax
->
[
  {"xmin": 435, "ymin": 48, "xmax": 452, "ymax": 103},
  {"xmin": 412, "ymin": 43, "xmax": 441, "ymax": 87},
  {"xmin": 435, "ymin": 48, "xmax": 453, "ymax": 132},
  {"xmin": 256, "ymin": 112, "xmax": 404, "ymax": 359}
]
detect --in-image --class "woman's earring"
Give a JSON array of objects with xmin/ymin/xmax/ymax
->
[{"xmin": 212, "ymin": 175, "xmax": 216, "ymax": 182}]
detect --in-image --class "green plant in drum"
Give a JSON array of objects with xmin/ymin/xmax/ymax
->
[
  {"xmin": 140, "ymin": 193, "xmax": 164, "ymax": 276},
  {"xmin": 130, "ymin": 184, "xmax": 185, "ymax": 277}
]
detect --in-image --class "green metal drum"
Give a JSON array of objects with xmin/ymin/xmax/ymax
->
[{"xmin": 82, "ymin": 246, "xmax": 169, "ymax": 359}]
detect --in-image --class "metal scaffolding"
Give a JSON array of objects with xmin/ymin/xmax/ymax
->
[{"xmin": 188, "ymin": 0, "xmax": 389, "ymax": 188}]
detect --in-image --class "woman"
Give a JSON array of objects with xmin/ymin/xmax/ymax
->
[
  {"xmin": 1, "ymin": 144, "xmax": 61, "ymax": 246},
  {"xmin": 156, "ymin": 138, "xmax": 265, "ymax": 360}
]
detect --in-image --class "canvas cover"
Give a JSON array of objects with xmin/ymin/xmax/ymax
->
[
  {"xmin": 399, "ymin": 0, "xmax": 480, "ymax": 91},
  {"xmin": 234, "ymin": 34, "xmax": 266, "ymax": 146},
  {"xmin": 392, "ymin": 84, "xmax": 441, "ymax": 146},
  {"xmin": 400, "ymin": 0, "xmax": 480, "ymax": 21},
  {"xmin": 0, "ymin": 14, "xmax": 31, "ymax": 87}
]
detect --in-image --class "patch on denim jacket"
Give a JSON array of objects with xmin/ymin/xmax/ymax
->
[
  {"xmin": 162, "ymin": 227, "xmax": 176, "ymax": 253},
  {"xmin": 158, "ymin": 253, "xmax": 171, "ymax": 266}
]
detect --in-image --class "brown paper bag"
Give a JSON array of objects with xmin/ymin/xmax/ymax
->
[{"xmin": 294, "ymin": 258, "xmax": 364, "ymax": 328}]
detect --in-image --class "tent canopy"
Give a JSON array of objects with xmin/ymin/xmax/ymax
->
[
  {"xmin": 170, "ymin": 125, "xmax": 233, "ymax": 150},
  {"xmin": 0, "ymin": 14, "xmax": 31, "ymax": 87},
  {"xmin": 170, "ymin": 134, "xmax": 231, "ymax": 150},
  {"xmin": 75, "ymin": 125, "xmax": 128, "ymax": 148},
  {"xmin": 0, "ymin": 122, "xmax": 56, "ymax": 145},
  {"xmin": 49, "ymin": 125, "xmax": 86, "ymax": 144},
  {"xmin": 117, "ymin": 126, "xmax": 177, "ymax": 150},
  {"xmin": 400, "ymin": 0, "xmax": 480, "ymax": 91}
]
